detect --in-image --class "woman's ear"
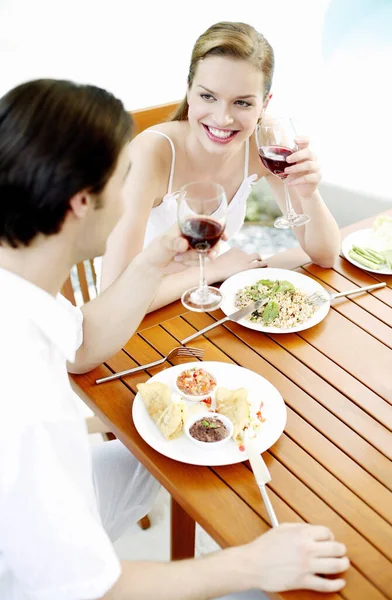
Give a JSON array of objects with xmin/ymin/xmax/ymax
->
[
  {"xmin": 258, "ymin": 93, "xmax": 273, "ymax": 123},
  {"xmin": 263, "ymin": 93, "xmax": 272, "ymax": 112}
]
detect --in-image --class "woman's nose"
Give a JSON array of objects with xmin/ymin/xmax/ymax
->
[{"xmin": 212, "ymin": 104, "xmax": 234, "ymax": 128}]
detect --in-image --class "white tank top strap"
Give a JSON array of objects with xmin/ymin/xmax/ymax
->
[
  {"xmin": 142, "ymin": 129, "xmax": 176, "ymax": 194},
  {"xmin": 244, "ymin": 137, "xmax": 250, "ymax": 178}
]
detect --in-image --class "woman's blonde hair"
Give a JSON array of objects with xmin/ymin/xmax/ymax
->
[{"xmin": 171, "ymin": 21, "xmax": 274, "ymax": 122}]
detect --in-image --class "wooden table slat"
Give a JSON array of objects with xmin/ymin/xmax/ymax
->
[
  {"xmin": 108, "ymin": 324, "xmax": 392, "ymax": 525},
  {"xmin": 173, "ymin": 313, "xmax": 392, "ymax": 476},
  {"xmin": 212, "ymin": 465, "xmax": 390, "ymax": 600},
  {"xmin": 177, "ymin": 308, "xmax": 392, "ymax": 427},
  {"xmin": 268, "ymin": 434, "xmax": 392, "ymax": 560},
  {"xmin": 303, "ymin": 264, "xmax": 392, "ymax": 322},
  {"xmin": 297, "ymin": 267, "xmax": 392, "ymax": 344}
]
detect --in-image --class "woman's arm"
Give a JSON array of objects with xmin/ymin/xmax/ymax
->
[
  {"xmin": 147, "ymin": 247, "xmax": 267, "ymax": 312},
  {"xmin": 267, "ymin": 176, "xmax": 341, "ymax": 268},
  {"xmin": 100, "ymin": 133, "xmax": 171, "ymax": 290}
]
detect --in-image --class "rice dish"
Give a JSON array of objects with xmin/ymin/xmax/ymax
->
[{"xmin": 235, "ymin": 279, "xmax": 317, "ymax": 328}]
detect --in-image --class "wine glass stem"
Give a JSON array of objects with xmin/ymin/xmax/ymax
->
[
  {"xmin": 198, "ymin": 252, "xmax": 208, "ymax": 300},
  {"xmin": 283, "ymin": 181, "xmax": 297, "ymax": 221}
]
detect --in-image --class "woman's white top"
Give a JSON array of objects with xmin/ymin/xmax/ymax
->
[{"xmin": 142, "ymin": 130, "xmax": 257, "ymax": 248}]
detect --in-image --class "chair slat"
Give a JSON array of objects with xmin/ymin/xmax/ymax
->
[
  {"xmin": 89, "ymin": 258, "xmax": 97, "ymax": 287},
  {"xmin": 61, "ymin": 276, "xmax": 76, "ymax": 306},
  {"xmin": 76, "ymin": 262, "xmax": 90, "ymax": 304}
]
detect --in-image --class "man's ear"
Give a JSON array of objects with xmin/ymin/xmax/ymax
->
[{"xmin": 69, "ymin": 190, "xmax": 91, "ymax": 219}]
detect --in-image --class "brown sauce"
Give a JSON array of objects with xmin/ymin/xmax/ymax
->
[{"xmin": 189, "ymin": 417, "xmax": 229, "ymax": 443}]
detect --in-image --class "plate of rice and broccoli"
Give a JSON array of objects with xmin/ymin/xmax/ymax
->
[{"xmin": 219, "ymin": 268, "xmax": 330, "ymax": 334}]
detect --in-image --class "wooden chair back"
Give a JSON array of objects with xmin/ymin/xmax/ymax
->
[
  {"xmin": 61, "ymin": 101, "xmax": 180, "ymax": 306},
  {"xmin": 61, "ymin": 259, "xmax": 98, "ymax": 306},
  {"xmin": 130, "ymin": 100, "xmax": 180, "ymax": 135}
]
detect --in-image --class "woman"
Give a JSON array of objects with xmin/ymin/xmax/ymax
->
[{"xmin": 101, "ymin": 21, "xmax": 340, "ymax": 309}]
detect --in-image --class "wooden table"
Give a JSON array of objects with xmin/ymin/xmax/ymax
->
[{"xmin": 72, "ymin": 211, "xmax": 392, "ymax": 600}]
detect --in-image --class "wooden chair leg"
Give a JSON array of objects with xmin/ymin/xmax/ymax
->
[
  {"xmin": 138, "ymin": 515, "xmax": 151, "ymax": 530},
  {"xmin": 170, "ymin": 496, "xmax": 195, "ymax": 560}
]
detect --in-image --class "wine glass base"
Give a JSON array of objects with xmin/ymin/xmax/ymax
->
[
  {"xmin": 274, "ymin": 213, "xmax": 311, "ymax": 229},
  {"xmin": 181, "ymin": 286, "xmax": 223, "ymax": 312}
]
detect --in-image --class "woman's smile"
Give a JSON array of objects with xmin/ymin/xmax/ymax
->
[{"xmin": 202, "ymin": 124, "xmax": 240, "ymax": 144}]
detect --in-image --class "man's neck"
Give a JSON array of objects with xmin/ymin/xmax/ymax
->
[{"xmin": 0, "ymin": 235, "xmax": 75, "ymax": 297}]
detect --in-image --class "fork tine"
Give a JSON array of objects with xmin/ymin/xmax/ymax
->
[
  {"xmin": 175, "ymin": 348, "xmax": 200, "ymax": 356},
  {"xmin": 307, "ymin": 291, "xmax": 325, "ymax": 304},
  {"xmin": 177, "ymin": 348, "xmax": 204, "ymax": 356},
  {"xmin": 178, "ymin": 345, "xmax": 202, "ymax": 351},
  {"xmin": 309, "ymin": 296, "xmax": 325, "ymax": 307}
]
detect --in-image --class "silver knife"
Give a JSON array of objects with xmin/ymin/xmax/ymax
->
[
  {"xmin": 181, "ymin": 298, "xmax": 268, "ymax": 345},
  {"xmin": 244, "ymin": 434, "xmax": 279, "ymax": 528}
]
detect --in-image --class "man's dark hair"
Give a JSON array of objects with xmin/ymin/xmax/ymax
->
[{"xmin": 0, "ymin": 79, "xmax": 133, "ymax": 247}]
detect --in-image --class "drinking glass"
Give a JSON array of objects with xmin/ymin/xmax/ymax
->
[
  {"xmin": 177, "ymin": 181, "xmax": 227, "ymax": 312},
  {"xmin": 256, "ymin": 116, "xmax": 311, "ymax": 229}
]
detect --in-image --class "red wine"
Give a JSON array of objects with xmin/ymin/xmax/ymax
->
[
  {"xmin": 181, "ymin": 217, "xmax": 224, "ymax": 251},
  {"xmin": 259, "ymin": 145, "xmax": 293, "ymax": 178}
]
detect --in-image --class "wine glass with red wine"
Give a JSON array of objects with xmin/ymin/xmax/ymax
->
[
  {"xmin": 177, "ymin": 181, "xmax": 227, "ymax": 312},
  {"xmin": 256, "ymin": 117, "xmax": 311, "ymax": 229}
]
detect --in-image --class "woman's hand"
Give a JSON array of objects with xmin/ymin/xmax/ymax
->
[
  {"xmin": 210, "ymin": 247, "xmax": 267, "ymax": 283},
  {"xmin": 284, "ymin": 136, "xmax": 321, "ymax": 198}
]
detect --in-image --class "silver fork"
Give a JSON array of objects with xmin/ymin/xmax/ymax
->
[
  {"xmin": 307, "ymin": 281, "xmax": 386, "ymax": 307},
  {"xmin": 96, "ymin": 346, "xmax": 204, "ymax": 384}
]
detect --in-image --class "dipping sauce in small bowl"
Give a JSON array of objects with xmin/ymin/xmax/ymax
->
[
  {"xmin": 185, "ymin": 412, "xmax": 234, "ymax": 447},
  {"xmin": 176, "ymin": 367, "xmax": 217, "ymax": 402}
]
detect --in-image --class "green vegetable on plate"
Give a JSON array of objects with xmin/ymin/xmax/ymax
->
[
  {"xmin": 349, "ymin": 245, "xmax": 392, "ymax": 270},
  {"xmin": 262, "ymin": 301, "xmax": 279, "ymax": 324}
]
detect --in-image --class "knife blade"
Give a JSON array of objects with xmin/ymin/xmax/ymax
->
[
  {"xmin": 181, "ymin": 298, "xmax": 268, "ymax": 345},
  {"xmin": 244, "ymin": 435, "xmax": 279, "ymax": 528}
]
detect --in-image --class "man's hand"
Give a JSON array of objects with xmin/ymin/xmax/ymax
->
[
  {"xmin": 243, "ymin": 523, "xmax": 349, "ymax": 593},
  {"xmin": 140, "ymin": 225, "xmax": 219, "ymax": 275}
]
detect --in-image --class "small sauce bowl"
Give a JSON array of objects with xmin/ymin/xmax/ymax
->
[
  {"xmin": 184, "ymin": 412, "xmax": 234, "ymax": 448},
  {"xmin": 175, "ymin": 367, "xmax": 217, "ymax": 402}
]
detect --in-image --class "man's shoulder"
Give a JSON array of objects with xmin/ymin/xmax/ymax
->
[{"xmin": 57, "ymin": 294, "xmax": 84, "ymax": 337}]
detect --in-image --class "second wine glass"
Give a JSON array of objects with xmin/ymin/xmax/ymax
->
[
  {"xmin": 256, "ymin": 117, "xmax": 311, "ymax": 229},
  {"xmin": 177, "ymin": 181, "xmax": 227, "ymax": 312}
]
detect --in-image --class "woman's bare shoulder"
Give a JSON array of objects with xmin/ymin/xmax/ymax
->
[
  {"xmin": 129, "ymin": 120, "xmax": 188, "ymax": 165},
  {"xmin": 130, "ymin": 119, "xmax": 182, "ymax": 147}
]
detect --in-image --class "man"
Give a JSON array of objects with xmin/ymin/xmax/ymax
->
[{"xmin": 0, "ymin": 79, "xmax": 349, "ymax": 600}]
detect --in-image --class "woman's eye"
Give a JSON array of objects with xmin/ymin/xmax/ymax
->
[
  {"xmin": 201, "ymin": 94, "xmax": 215, "ymax": 101},
  {"xmin": 235, "ymin": 100, "xmax": 252, "ymax": 107}
]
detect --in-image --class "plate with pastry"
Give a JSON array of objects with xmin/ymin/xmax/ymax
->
[{"xmin": 132, "ymin": 361, "xmax": 286, "ymax": 466}]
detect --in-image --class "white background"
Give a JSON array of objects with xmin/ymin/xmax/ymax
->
[{"xmin": 1, "ymin": 0, "xmax": 391, "ymax": 200}]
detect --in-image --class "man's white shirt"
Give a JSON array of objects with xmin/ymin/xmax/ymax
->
[{"xmin": 0, "ymin": 267, "xmax": 121, "ymax": 600}]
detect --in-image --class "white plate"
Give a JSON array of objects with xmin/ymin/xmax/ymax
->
[
  {"xmin": 341, "ymin": 229, "xmax": 392, "ymax": 275},
  {"xmin": 219, "ymin": 268, "xmax": 330, "ymax": 334},
  {"xmin": 132, "ymin": 361, "xmax": 286, "ymax": 466}
]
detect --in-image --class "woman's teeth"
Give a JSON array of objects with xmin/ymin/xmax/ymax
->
[{"xmin": 207, "ymin": 126, "xmax": 235, "ymax": 139}]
